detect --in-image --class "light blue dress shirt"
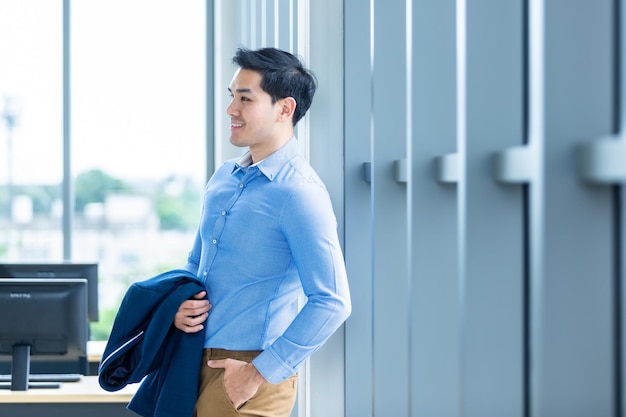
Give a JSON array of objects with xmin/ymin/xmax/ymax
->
[{"xmin": 184, "ymin": 137, "xmax": 351, "ymax": 384}]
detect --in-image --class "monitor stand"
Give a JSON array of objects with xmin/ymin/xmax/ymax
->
[
  {"xmin": 10, "ymin": 344, "xmax": 30, "ymax": 391},
  {"xmin": 0, "ymin": 344, "xmax": 62, "ymax": 391}
]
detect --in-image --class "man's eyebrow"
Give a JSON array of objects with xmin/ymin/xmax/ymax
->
[{"xmin": 228, "ymin": 87, "xmax": 254, "ymax": 94}]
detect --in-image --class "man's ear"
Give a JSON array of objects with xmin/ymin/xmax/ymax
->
[{"xmin": 277, "ymin": 97, "xmax": 297, "ymax": 122}]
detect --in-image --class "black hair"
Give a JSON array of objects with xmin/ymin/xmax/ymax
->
[{"xmin": 232, "ymin": 47, "xmax": 317, "ymax": 126}]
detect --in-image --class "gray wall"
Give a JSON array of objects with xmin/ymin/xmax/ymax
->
[
  {"xmin": 344, "ymin": 0, "xmax": 624, "ymax": 416},
  {"xmin": 216, "ymin": 0, "xmax": 626, "ymax": 416}
]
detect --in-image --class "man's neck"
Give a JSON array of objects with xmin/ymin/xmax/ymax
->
[{"xmin": 249, "ymin": 130, "xmax": 293, "ymax": 164}]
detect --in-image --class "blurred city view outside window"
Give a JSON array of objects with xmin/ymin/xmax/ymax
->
[{"xmin": 0, "ymin": 0, "xmax": 207, "ymax": 340}]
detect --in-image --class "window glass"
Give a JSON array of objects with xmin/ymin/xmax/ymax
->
[
  {"xmin": 72, "ymin": 0, "xmax": 206, "ymax": 339},
  {"xmin": 1, "ymin": 0, "xmax": 206, "ymax": 341},
  {"xmin": 0, "ymin": 0, "xmax": 64, "ymax": 259}
]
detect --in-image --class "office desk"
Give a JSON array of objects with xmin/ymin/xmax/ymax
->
[
  {"xmin": 0, "ymin": 375, "xmax": 138, "ymax": 417},
  {"xmin": 88, "ymin": 340, "xmax": 107, "ymax": 375}
]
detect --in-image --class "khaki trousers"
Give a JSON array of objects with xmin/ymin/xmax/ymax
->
[{"xmin": 194, "ymin": 348, "xmax": 298, "ymax": 417}]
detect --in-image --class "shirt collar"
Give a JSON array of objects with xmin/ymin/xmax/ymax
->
[{"xmin": 233, "ymin": 137, "xmax": 299, "ymax": 181}]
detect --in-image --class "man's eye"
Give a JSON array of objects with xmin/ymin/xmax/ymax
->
[{"xmin": 241, "ymin": 97, "xmax": 250, "ymax": 102}]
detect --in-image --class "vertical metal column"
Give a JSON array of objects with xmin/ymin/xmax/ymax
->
[
  {"xmin": 62, "ymin": 0, "xmax": 73, "ymax": 260},
  {"xmin": 370, "ymin": 0, "xmax": 410, "ymax": 415},
  {"xmin": 409, "ymin": 1, "xmax": 460, "ymax": 416},
  {"xmin": 620, "ymin": 168, "xmax": 626, "ymax": 417},
  {"xmin": 461, "ymin": 0, "xmax": 526, "ymax": 415},
  {"xmin": 531, "ymin": 0, "xmax": 616, "ymax": 415},
  {"xmin": 344, "ymin": 0, "xmax": 374, "ymax": 415},
  {"xmin": 205, "ymin": 0, "xmax": 215, "ymax": 180},
  {"xmin": 276, "ymin": 0, "xmax": 292, "ymax": 50},
  {"xmin": 308, "ymin": 1, "xmax": 346, "ymax": 416},
  {"xmin": 575, "ymin": 0, "xmax": 626, "ymax": 415}
]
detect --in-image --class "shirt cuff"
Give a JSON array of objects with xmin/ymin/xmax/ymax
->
[{"xmin": 252, "ymin": 348, "xmax": 296, "ymax": 384}]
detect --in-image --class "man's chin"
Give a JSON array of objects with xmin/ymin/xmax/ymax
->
[{"xmin": 229, "ymin": 137, "xmax": 247, "ymax": 148}]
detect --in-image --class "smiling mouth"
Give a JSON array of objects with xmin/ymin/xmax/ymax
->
[{"xmin": 231, "ymin": 122, "xmax": 244, "ymax": 128}]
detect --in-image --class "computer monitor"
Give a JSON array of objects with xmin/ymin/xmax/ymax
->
[
  {"xmin": 0, "ymin": 278, "xmax": 88, "ymax": 390},
  {"xmin": 0, "ymin": 262, "xmax": 98, "ymax": 322}
]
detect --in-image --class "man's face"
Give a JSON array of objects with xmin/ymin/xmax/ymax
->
[{"xmin": 226, "ymin": 68, "xmax": 281, "ymax": 152}]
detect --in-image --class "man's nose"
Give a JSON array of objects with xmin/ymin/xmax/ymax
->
[{"xmin": 226, "ymin": 99, "xmax": 238, "ymax": 116}]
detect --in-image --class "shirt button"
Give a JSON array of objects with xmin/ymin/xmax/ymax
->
[
  {"xmin": 203, "ymin": 271, "xmax": 208, "ymax": 276},
  {"xmin": 212, "ymin": 239, "xmax": 217, "ymax": 244},
  {"xmin": 239, "ymin": 183, "xmax": 244, "ymax": 188},
  {"xmin": 221, "ymin": 210, "xmax": 226, "ymax": 216}
]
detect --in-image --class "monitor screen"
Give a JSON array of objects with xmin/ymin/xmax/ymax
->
[
  {"xmin": 0, "ymin": 278, "xmax": 88, "ymax": 390},
  {"xmin": 0, "ymin": 262, "xmax": 98, "ymax": 322}
]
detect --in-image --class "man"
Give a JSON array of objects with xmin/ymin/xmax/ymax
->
[{"xmin": 174, "ymin": 47, "xmax": 351, "ymax": 417}]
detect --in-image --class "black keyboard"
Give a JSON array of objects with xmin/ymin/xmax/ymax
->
[{"xmin": 0, "ymin": 373, "xmax": 82, "ymax": 383}]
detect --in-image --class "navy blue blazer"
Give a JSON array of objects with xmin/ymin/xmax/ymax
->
[{"xmin": 98, "ymin": 269, "xmax": 206, "ymax": 417}]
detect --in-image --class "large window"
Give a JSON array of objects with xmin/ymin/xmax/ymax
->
[
  {"xmin": 0, "ymin": 0, "xmax": 63, "ymax": 258},
  {"xmin": 0, "ymin": 0, "xmax": 207, "ymax": 340}
]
